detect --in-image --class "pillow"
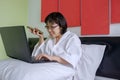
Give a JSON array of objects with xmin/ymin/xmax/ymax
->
[
  {"xmin": 74, "ymin": 44, "xmax": 106, "ymax": 80},
  {"xmin": 82, "ymin": 42, "xmax": 112, "ymax": 55}
]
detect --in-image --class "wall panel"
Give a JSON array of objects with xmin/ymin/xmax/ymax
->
[
  {"xmin": 81, "ymin": 0, "xmax": 109, "ymax": 35},
  {"xmin": 41, "ymin": 0, "xmax": 58, "ymax": 22},
  {"xmin": 111, "ymin": 0, "xmax": 120, "ymax": 23},
  {"xmin": 59, "ymin": 0, "xmax": 81, "ymax": 27}
]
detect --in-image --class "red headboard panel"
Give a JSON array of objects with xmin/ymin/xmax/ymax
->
[
  {"xmin": 59, "ymin": 0, "xmax": 81, "ymax": 27},
  {"xmin": 41, "ymin": 0, "xmax": 59, "ymax": 22},
  {"xmin": 111, "ymin": 0, "xmax": 120, "ymax": 23},
  {"xmin": 81, "ymin": 0, "xmax": 109, "ymax": 35}
]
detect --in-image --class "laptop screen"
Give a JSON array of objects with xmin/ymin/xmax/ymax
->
[{"xmin": 0, "ymin": 26, "xmax": 31, "ymax": 62}]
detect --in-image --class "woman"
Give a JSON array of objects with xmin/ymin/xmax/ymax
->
[{"xmin": 31, "ymin": 12, "xmax": 82, "ymax": 80}]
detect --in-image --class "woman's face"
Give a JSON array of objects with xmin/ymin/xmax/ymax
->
[{"xmin": 45, "ymin": 22, "xmax": 62, "ymax": 38}]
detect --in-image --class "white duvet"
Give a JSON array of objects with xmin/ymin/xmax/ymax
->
[{"xmin": 0, "ymin": 58, "xmax": 74, "ymax": 80}]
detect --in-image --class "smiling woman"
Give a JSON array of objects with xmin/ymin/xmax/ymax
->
[
  {"xmin": 28, "ymin": 12, "xmax": 82, "ymax": 80},
  {"xmin": 31, "ymin": 12, "xmax": 82, "ymax": 68}
]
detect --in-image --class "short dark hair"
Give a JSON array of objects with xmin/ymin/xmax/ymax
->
[{"xmin": 45, "ymin": 12, "xmax": 67, "ymax": 34}]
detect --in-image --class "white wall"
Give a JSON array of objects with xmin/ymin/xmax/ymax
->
[{"xmin": 27, "ymin": 0, "xmax": 119, "ymax": 80}]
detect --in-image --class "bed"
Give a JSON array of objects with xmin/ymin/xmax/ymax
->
[{"xmin": 0, "ymin": 37, "xmax": 120, "ymax": 80}]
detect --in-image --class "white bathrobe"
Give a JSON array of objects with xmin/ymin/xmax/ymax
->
[{"xmin": 32, "ymin": 31, "xmax": 82, "ymax": 80}]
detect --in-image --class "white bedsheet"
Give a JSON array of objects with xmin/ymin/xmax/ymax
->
[{"xmin": 0, "ymin": 58, "xmax": 74, "ymax": 80}]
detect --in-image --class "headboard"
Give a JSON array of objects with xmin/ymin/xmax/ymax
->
[
  {"xmin": 80, "ymin": 37, "xmax": 120, "ymax": 79},
  {"xmin": 29, "ymin": 37, "xmax": 120, "ymax": 79}
]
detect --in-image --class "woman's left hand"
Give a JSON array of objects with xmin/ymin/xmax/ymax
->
[{"xmin": 35, "ymin": 54, "xmax": 53, "ymax": 61}]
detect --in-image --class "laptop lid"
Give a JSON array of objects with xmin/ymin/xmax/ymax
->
[{"xmin": 0, "ymin": 26, "xmax": 32, "ymax": 62}]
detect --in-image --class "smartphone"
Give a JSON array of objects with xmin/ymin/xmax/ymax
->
[{"xmin": 27, "ymin": 26, "xmax": 43, "ymax": 34}]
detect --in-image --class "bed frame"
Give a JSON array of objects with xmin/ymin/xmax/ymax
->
[{"xmin": 29, "ymin": 37, "xmax": 120, "ymax": 79}]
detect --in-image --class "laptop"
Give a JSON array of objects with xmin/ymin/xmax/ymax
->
[{"xmin": 0, "ymin": 26, "xmax": 49, "ymax": 63}]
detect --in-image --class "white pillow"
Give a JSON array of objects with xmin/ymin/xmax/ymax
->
[{"xmin": 74, "ymin": 44, "xmax": 106, "ymax": 80}]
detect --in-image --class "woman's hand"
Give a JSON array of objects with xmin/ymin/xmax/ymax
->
[
  {"xmin": 35, "ymin": 54, "xmax": 52, "ymax": 61},
  {"xmin": 27, "ymin": 26, "xmax": 44, "ymax": 45},
  {"xmin": 35, "ymin": 54, "xmax": 70, "ymax": 65},
  {"xmin": 29, "ymin": 27, "xmax": 43, "ymax": 38}
]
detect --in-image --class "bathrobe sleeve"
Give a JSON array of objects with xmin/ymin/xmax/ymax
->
[
  {"xmin": 31, "ymin": 41, "xmax": 45, "ymax": 57},
  {"xmin": 58, "ymin": 35, "xmax": 82, "ymax": 68}
]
